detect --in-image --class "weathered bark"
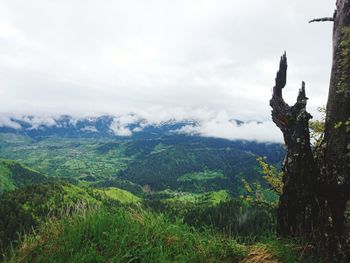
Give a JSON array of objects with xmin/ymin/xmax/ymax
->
[
  {"xmin": 270, "ymin": 54, "xmax": 319, "ymax": 236},
  {"xmin": 319, "ymin": 0, "xmax": 350, "ymax": 257},
  {"xmin": 270, "ymin": 1, "xmax": 350, "ymax": 260}
]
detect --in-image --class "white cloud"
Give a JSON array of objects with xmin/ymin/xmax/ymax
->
[
  {"xmin": 105, "ymin": 109, "xmax": 284, "ymax": 142},
  {"xmin": 109, "ymin": 124, "xmax": 132, "ymax": 136},
  {"xmin": 20, "ymin": 116, "xmax": 57, "ymax": 130},
  {"xmin": 132, "ymin": 127, "xmax": 143, "ymax": 132},
  {"xmin": 174, "ymin": 112, "xmax": 283, "ymax": 143},
  {"xmin": 81, "ymin": 126, "xmax": 98, "ymax": 132},
  {"xmin": 0, "ymin": 110, "xmax": 281, "ymax": 142},
  {"xmin": 0, "ymin": 0, "xmax": 334, "ymax": 139},
  {"xmin": 0, "ymin": 115, "xmax": 21, "ymax": 129},
  {"xmin": 0, "ymin": 21, "xmax": 19, "ymax": 39},
  {"xmin": 109, "ymin": 114, "xmax": 142, "ymax": 136},
  {"xmin": 199, "ymin": 121, "xmax": 283, "ymax": 143}
]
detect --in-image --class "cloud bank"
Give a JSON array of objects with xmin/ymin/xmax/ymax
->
[
  {"xmin": 0, "ymin": 111, "xmax": 283, "ymax": 143},
  {"xmin": 0, "ymin": 0, "xmax": 334, "ymax": 141}
]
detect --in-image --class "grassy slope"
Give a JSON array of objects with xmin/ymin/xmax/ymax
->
[
  {"xmin": 5, "ymin": 208, "xmax": 246, "ymax": 263},
  {"xmin": 0, "ymin": 158, "xmax": 48, "ymax": 193},
  {"xmin": 90, "ymin": 177, "xmax": 145, "ymax": 197},
  {"xmin": 95, "ymin": 187, "xmax": 141, "ymax": 203},
  {"xmin": 0, "ymin": 167, "xmax": 307, "ymax": 262},
  {"xmin": 0, "ymin": 182, "xmax": 139, "ymax": 248},
  {"xmin": 4, "ymin": 207, "xmax": 304, "ymax": 263}
]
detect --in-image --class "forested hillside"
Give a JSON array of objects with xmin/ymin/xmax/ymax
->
[{"xmin": 0, "ymin": 159, "xmax": 48, "ymax": 193}]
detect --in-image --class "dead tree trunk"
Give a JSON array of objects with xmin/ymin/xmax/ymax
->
[
  {"xmin": 270, "ymin": 55, "xmax": 319, "ymax": 237},
  {"xmin": 270, "ymin": 1, "xmax": 350, "ymax": 260}
]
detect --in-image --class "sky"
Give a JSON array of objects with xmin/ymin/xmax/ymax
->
[{"xmin": 0, "ymin": 0, "xmax": 335, "ymax": 141}]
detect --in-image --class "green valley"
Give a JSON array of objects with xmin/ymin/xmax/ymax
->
[{"xmin": 0, "ymin": 133, "xmax": 284, "ymax": 196}]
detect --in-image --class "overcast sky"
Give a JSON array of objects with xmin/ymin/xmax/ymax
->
[{"xmin": 0, "ymin": 0, "xmax": 335, "ymax": 141}]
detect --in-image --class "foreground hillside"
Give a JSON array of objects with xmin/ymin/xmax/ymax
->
[
  {"xmin": 0, "ymin": 181, "xmax": 140, "ymax": 248},
  {"xmin": 0, "ymin": 178, "xmax": 318, "ymax": 263},
  {"xmin": 1, "ymin": 185, "xmax": 300, "ymax": 263},
  {"xmin": 5, "ymin": 208, "xmax": 247, "ymax": 263}
]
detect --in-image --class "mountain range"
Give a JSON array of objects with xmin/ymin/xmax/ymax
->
[
  {"xmin": 0, "ymin": 114, "xmax": 269, "ymax": 140},
  {"xmin": 0, "ymin": 114, "xmax": 284, "ymax": 195}
]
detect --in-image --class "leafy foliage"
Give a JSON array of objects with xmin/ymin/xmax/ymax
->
[
  {"xmin": 256, "ymin": 157, "xmax": 283, "ymax": 195},
  {"xmin": 241, "ymin": 157, "xmax": 282, "ymax": 208},
  {"xmin": 309, "ymin": 105, "xmax": 326, "ymax": 146}
]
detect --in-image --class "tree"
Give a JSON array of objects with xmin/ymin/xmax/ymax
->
[
  {"xmin": 270, "ymin": 1, "xmax": 350, "ymax": 260},
  {"xmin": 241, "ymin": 157, "xmax": 282, "ymax": 209}
]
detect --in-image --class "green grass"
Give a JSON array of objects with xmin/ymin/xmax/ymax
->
[
  {"xmin": 4, "ymin": 206, "xmax": 311, "ymax": 263},
  {"xmin": 61, "ymin": 184, "xmax": 102, "ymax": 206},
  {"xmin": 5, "ymin": 208, "xmax": 246, "ymax": 263},
  {"xmin": 243, "ymin": 237, "xmax": 321, "ymax": 263},
  {"xmin": 95, "ymin": 187, "xmax": 141, "ymax": 204},
  {"xmin": 0, "ymin": 181, "xmax": 139, "ymax": 249},
  {"xmin": 164, "ymin": 190, "xmax": 231, "ymax": 205}
]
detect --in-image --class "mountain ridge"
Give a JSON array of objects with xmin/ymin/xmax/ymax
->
[{"xmin": 0, "ymin": 114, "xmax": 280, "ymax": 142}]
